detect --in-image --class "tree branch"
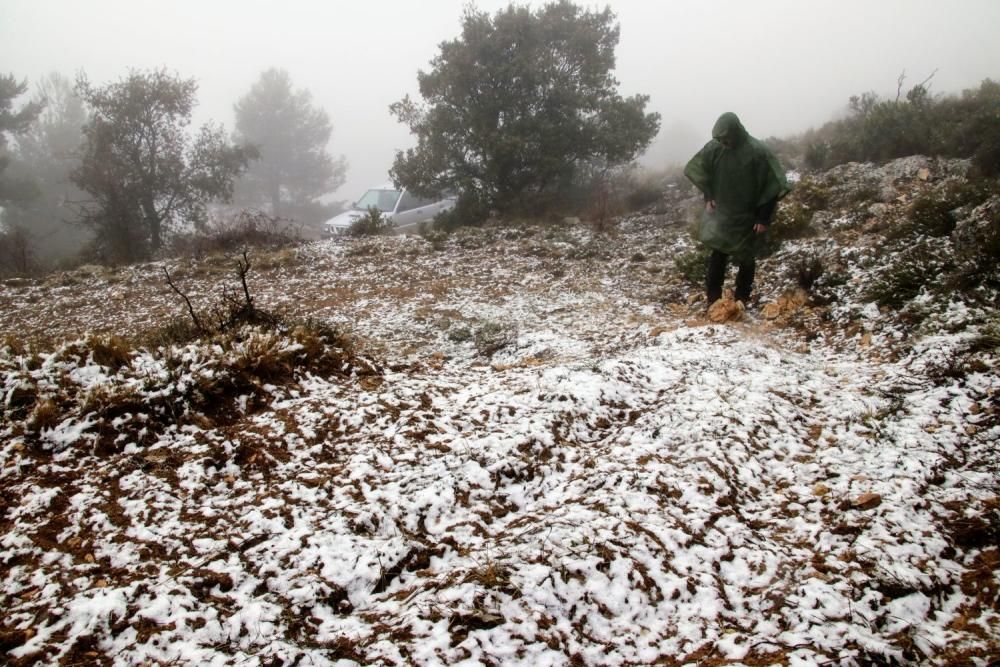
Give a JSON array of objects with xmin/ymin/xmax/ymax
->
[{"xmin": 163, "ymin": 266, "xmax": 206, "ymax": 333}]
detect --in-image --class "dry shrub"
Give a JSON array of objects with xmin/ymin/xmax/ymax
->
[
  {"xmin": 3, "ymin": 379, "xmax": 38, "ymax": 420},
  {"xmin": 3, "ymin": 335, "xmax": 28, "ymax": 357},
  {"xmin": 143, "ymin": 317, "xmax": 203, "ymax": 349},
  {"xmin": 86, "ymin": 334, "xmax": 131, "ymax": 369},
  {"xmin": 80, "ymin": 384, "xmax": 145, "ymax": 419},
  {"xmin": 169, "ymin": 209, "xmax": 301, "ymax": 257},
  {"xmin": 791, "ymin": 253, "xmax": 825, "ymax": 291},
  {"xmin": 27, "ymin": 398, "xmax": 60, "ymax": 433},
  {"xmin": 625, "ymin": 180, "xmax": 664, "ymax": 211},
  {"xmin": 230, "ymin": 331, "xmax": 293, "ymax": 381},
  {"xmin": 971, "ymin": 319, "xmax": 1000, "ymax": 354}
]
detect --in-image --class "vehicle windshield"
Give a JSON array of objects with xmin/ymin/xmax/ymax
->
[{"xmin": 355, "ymin": 188, "xmax": 402, "ymax": 212}]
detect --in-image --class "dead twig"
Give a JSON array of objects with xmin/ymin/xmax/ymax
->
[{"xmin": 163, "ymin": 266, "xmax": 206, "ymax": 334}]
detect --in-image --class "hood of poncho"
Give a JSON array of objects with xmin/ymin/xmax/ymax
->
[{"xmin": 712, "ymin": 112, "xmax": 749, "ymax": 148}]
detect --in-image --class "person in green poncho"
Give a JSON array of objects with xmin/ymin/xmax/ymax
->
[{"xmin": 684, "ymin": 112, "xmax": 790, "ymax": 306}]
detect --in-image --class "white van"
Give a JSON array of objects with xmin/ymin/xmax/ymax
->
[{"xmin": 322, "ymin": 182, "xmax": 456, "ymax": 237}]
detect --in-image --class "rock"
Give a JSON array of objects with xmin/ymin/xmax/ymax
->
[
  {"xmin": 851, "ymin": 492, "xmax": 882, "ymax": 510},
  {"xmin": 866, "ymin": 203, "xmax": 890, "ymax": 217},
  {"xmin": 812, "ymin": 483, "xmax": 831, "ymax": 497},
  {"xmin": 761, "ymin": 289, "xmax": 809, "ymax": 320},
  {"xmin": 917, "ymin": 167, "xmax": 931, "ymax": 181},
  {"xmin": 881, "ymin": 155, "xmax": 931, "ymax": 182},
  {"xmin": 707, "ymin": 298, "xmax": 744, "ymax": 323}
]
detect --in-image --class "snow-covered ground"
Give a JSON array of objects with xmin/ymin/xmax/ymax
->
[{"xmin": 1, "ymin": 169, "xmax": 998, "ymax": 665}]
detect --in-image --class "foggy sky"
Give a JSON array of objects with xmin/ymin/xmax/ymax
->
[{"xmin": 3, "ymin": 0, "xmax": 999, "ymax": 201}]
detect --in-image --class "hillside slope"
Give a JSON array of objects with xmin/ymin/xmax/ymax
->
[{"xmin": 1, "ymin": 157, "xmax": 998, "ymax": 665}]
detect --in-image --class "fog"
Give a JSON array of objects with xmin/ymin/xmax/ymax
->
[{"xmin": 3, "ymin": 0, "xmax": 999, "ymax": 201}]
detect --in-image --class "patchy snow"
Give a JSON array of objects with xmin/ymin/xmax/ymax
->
[{"xmin": 1, "ymin": 164, "xmax": 998, "ymax": 664}]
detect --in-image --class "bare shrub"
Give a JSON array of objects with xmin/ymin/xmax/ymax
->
[
  {"xmin": 163, "ymin": 250, "xmax": 280, "ymax": 338},
  {"xmin": 168, "ymin": 209, "xmax": 301, "ymax": 257},
  {"xmin": 0, "ymin": 225, "xmax": 36, "ymax": 278}
]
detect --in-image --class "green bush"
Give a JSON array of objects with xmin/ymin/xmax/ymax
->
[
  {"xmin": 625, "ymin": 181, "xmax": 664, "ymax": 211},
  {"xmin": 432, "ymin": 193, "xmax": 491, "ymax": 232},
  {"xmin": 948, "ymin": 206, "xmax": 1000, "ymax": 295},
  {"xmin": 349, "ymin": 207, "xmax": 394, "ymax": 236},
  {"xmin": 864, "ymin": 239, "xmax": 953, "ymax": 309},
  {"xmin": 673, "ymin": 246, "xmax": 711, "ymax": 284},
  {"xmin": 972, "ymin": 124, "xmax": 1000, "ymax": 177},
  {"xmin": 787, "ymin": 78, "xmax": 1000, "ymax": 170},
  {"xmin": 474, "ymin": 321, "xmax": 518, "ymax": 357},
  {"xmin": 804, "ymin": 142, "xmax": 829, "ymax": 171},
  {"xmin": 889, "ymin": 181, "xmax": 993, "ymax": 241}
]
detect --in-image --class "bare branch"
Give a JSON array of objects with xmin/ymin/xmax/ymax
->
[
  {"xmin": 237, "ymin": 249, "xmax": 254, "ymax": 314},
  {"xmin": 917, "ymin": 69, "xmax": 938, "ymax": 90},
  {"xmin": 163, "ymin": 266, "xmax": 206, "ymax": 333}
]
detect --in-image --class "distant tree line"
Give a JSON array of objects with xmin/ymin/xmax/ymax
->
[{"xmin": 0, "ymin": 66, "xmax": 345, "ymax": 275}]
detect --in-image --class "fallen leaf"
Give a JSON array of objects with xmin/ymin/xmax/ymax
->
[{"xmin": 851, "ymin": 492, "xmax": 882, "ymax": 510}]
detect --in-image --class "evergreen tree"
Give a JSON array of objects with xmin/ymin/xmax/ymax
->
[
  {"xmin": 2, "ymin": 73, "xmax": 92, "ymax": 266},
  {"xmin": 390, "ymin": 1, "xmax": 660, "ymax": 219},
  {"xmin": 233, "ymin": 69, "xmax": 346, "ymax": 220}
]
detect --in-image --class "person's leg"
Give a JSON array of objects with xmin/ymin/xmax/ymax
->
[
  {"xmin": 706, "ymin": 250, "xmax": 728, "ymax": 304},
  {"xmin": 735, "ymin": 258, "xmax": 756, "ymax": 304}
]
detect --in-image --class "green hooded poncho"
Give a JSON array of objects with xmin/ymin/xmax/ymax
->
[{"xmin": 684, "ymin": 112, "xmax": 790, "ymax": 261}]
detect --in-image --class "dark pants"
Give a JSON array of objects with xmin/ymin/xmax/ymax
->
[{"xmin": 706, "ymin": 250, "xmax": 755, "ymax": 304}]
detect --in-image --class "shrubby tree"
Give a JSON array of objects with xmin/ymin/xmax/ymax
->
[
  {"xmin": 390, "ymin": 0, "xmax": 660, "ymax": 219},
  {"xmin": 232, "ymin": 68, "xmax": 346, "ymax": 221},
  {"xmin": 2, "ymin": 73, "xmax": 91, "ymax": 267},
  {"xmin": 72, "ymin": 69, "xmax": 256, "ymax": 263}
]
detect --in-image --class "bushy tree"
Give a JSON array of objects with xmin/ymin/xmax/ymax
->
[
  {"xmin": 72, "ymin": 69, "xmax": 256, "ymax": 263},
  {"xmin": 2, "ymin": 73, "xmax": 92, "ymax": 267},
  {"xmin": 232, "ymin": 68, "xmax": 347, "ymax": 220},
  {"xmin": 390, "ymin": 0, "xmax": 660, "ymax": 219}
]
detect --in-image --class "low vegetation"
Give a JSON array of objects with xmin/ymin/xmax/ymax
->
[{"xmin": 794, "ymin": 77, "xmax": 1000, "ymax": 176}]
